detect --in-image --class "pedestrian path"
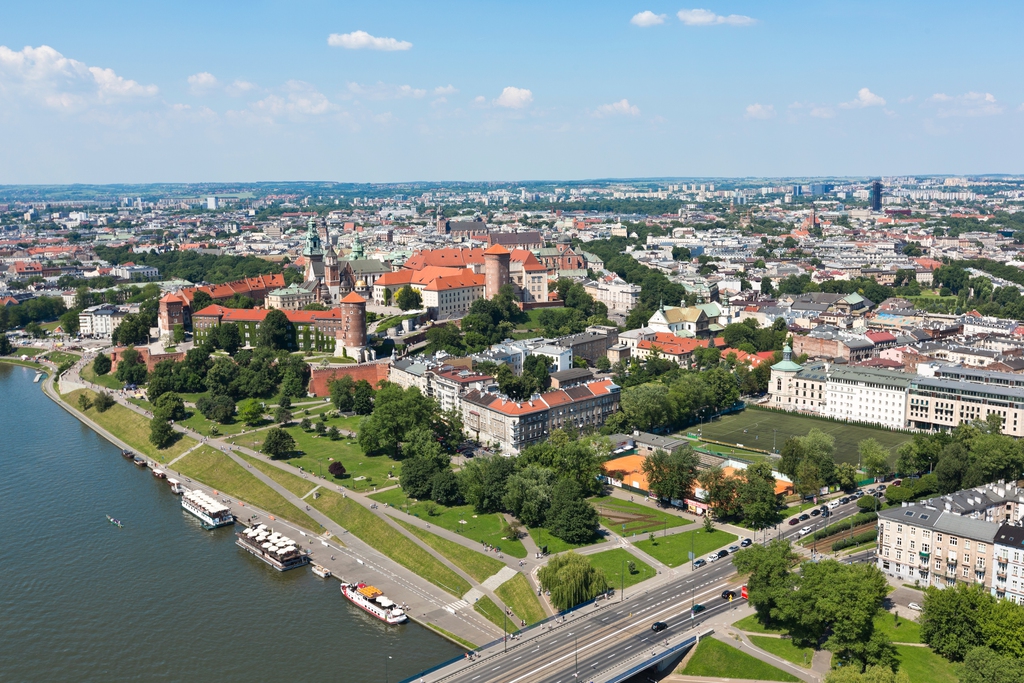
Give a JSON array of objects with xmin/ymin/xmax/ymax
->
[{"xmin": 481, "ymin": 566, "xmax": 518, "ymax": 591}]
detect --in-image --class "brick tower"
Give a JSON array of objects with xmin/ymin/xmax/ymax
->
[
  {"xmin": 483, "ymin": 243, "xmax": 511, "ymax": 299},
  {"xmin": 336, "ymin": 291, "xmax": 369, "ymax": 361}
]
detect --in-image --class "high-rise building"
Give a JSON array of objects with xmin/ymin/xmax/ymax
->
[{"xmin": 870, "ymin": 180, "xmax": 883, "ymax": 212}]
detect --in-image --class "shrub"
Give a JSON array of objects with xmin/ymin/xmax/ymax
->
[
  {"xmin": 811, "ymin": 511, "xmax": 878, "ymax": 541},
  {"xmin": 94, "ymin": 392, "xmax": 116, "ymax": 413},
  {"xmin": 92, "ymin": 352, "xmax": 111, "ymax": 376},
  {"xmin": 832, "ymin": 529, "xmax": 878, "ymax": 552},
  {"xmin": 328, "ymin": 461, "xmax": 346, "ymax": 478}
]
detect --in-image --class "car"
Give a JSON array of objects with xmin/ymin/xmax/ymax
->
[
  {"xmin": 788, "ymin": 517, "xmax": 800, "ymax": 526},
  {"xmin": 717, "ymin": 549, "xmax": 729, "ymax": 559},
  {"xmin": 722, "ymin": 590, "xmax": 737, "ymax": 600},
  {"xmin": 799, "ymin": 526, "xmax": 813, "ymax": 536},
  {"xmin": 854, "ymin": 491, "xmax": 865, "ymax": 498},
  {"xmin": 892, "ymin": 479, "xmax": 903, "ymax": 487},
  {"xmin": 839, "ymin": 497, "xmax": 850, "ymax": 505},
  {"xmin": 692, "ymin": 558, "xmax": 707, "ymax": 568},
  {"xmin": 691, "ymin": 604, "xmax": 706, "ymax": 614},
  {"xmin": 651, "ymin": 621, "xmax": 668, "ymax": 632},
  {"xmin": 727, "ymin": 545, "xmax": 740, "ymax": 553},
  {"xmin": 821, "ymin": 510, "xmax": 831, "ymax": 518},
  {"xmin": 799, "ymin": 513, "xmax": 811, "ymax": 521},
  {"xmin": 828, "ymin": 500, "xmax": 840, "ymax": 510},
  {"xmin": 810, "ymin": 509, "xmax": 821, "ymax": 516},
  {"xmin": 707, "ymin": 553, "xmax": 720, "ymax": 563},
  {"xmin": 908, "ymin": 602, "xmax": 923, "ymax": 612},
  {"xmin": 739, "ymin": 538, "xmax": 752, "ymax": 547}
]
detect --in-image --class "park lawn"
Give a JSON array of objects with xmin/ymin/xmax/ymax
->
[
  {"xmin": 370, "ymin": 489, "xmax": 528, "ymax": 559},
  {"xmin": 11, "ymin": 346, "xmax": 45, "ymax": 356},
  {"xmin": 528, "ymin": 526, "xmax": 605, "ymax": 555},
  {"xmin": 473, "ymin": 595, "xmax": 507, "ymax": 630},
  {"xmin": 394, "ymin": 518, "xmax": 504, "ymax": 583},
  {"xmin": 310, "ymin": 489, "xmax": 471, "ymax": 597},
  {"xmin": 585, "ymin": 548, "xmax": 655, "ymax": 591},
  {"xmin": 693, "ymin": 440, "xmax": 772, "ymax": 463},
  {"xmin": 749, "ymin": 635, "xmax": 814, "ymax": 669},
  {"xmin": 896, "ymin": 645, "xmax": 957, "ymax": 683},
  {"xmin": 173, "ymin": 446, "xmax": 320, "ymax": 530},
  {"xmin": 494, "ymin": 573, "xmax": 546, "ymax": 625},
  {"xmin": 513, "ymin": 307, "xmax": 553, "ymax": 331},
  {"xmin": 0, "ymin": 357, "xmax": 44, "ymax": 369},
  {"xmin": 874, "ymin": 612, "xmax": 922, "ymax": 644},
  {"xmin": 590, "ymin": 496, "xmax": 692, "ymax": 536},
  {"xmin": 40, "ymin": 321, "xmax": 62, "ymax": 331},
  {"xmin": 64, "ymin": 388, "xmax": 195, "ymax": 463},
  {"xmin": 634, "ymin": 528, "xmax": 738, "ymax": 568},
  {"xmin": 179, "ymin": 410, "xmax": 252, "ymax": 437},
  {"xmin": 45, "ymin": 350, "xmax": 80, "ymax": 365},
  {"xmin": 678, "ymin": 637, "xmax": 798, "ymax": 682},
  {"xmin": 426, "ymin": 624, "xmax": 477, "ymax": 650},
  {"xmin": 697, "ymin": 409, "xmax": 912, "ymax": 465},
  {"xmin": 80, "ymin": 363, "xmax": 124, "ymax": 391},
  {"xmin": 237, "ymin": 451, "xmax": 318, "ymax": 498},
  {"xmin": 733, "ymin": 614, "xmax": 786, "ymax": 634}
]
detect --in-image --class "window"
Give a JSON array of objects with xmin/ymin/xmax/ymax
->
[{"xmin": 950, "ymin": 538, "xmax": 958, "ymax": 547}]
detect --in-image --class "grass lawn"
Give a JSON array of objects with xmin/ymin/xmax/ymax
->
[
  {"xmin": 749, "ymin": 635, "xmax": 814, "ymax": 669},
  {"xmin": 11, "ymin": 346, "xmax": 45, "ymax": 356},
  {"xmin": 0, "ymin": 358, "xmax": 44, "ymax": 369},
  {"xmin": 733, "ymin": 614, "xmax": 786, "ymax": 634},
  {"xmin": 874, "ymin": 612, "xmax": 922, "ymax": 644},
  {"xmin": 692, "ymin": 440, "xmax": 773, "ymax": 463},
  {"xmin": 426, "ymin": 624, "xmax": 477, "ymax": 650},
  {"xmin": 45, "ymin": 350, "xmax": 80, "ymax": 365},
  {"xmin": 473, "ymin": 595, "xmax": 507, "ymax": 630},
  {"xmin": 310, "ymin": 489, "xmax": 471, "ymax": 597},
  {"xmin": 173, "ymin": 446, "xmax": 320, "ymax": 530},
  {"xmin": 80, "ymin": 363, "xmax": 124, "ymax": 391},
  {"xmin": 698, "ymin": 409, "xmax": 912, "ymax": 464},
  {"xmin": 634, "ymin": 528, "xmax": 738, "ymax": 568},
  {"xmin": 40, "ymin": 321, "xmax": 62, "ymax": 331},
  {"xmin": 679, "ymin": 637, "xmax": 798, "ymax": 682},
  {"xmin": 494, "ymin": 573, "xmax": 546, "ymax": 625},
  {"xmin": 528, "ymin": 526, "xmax": 604, "ymax": 555},
  {"xmin": 585, "ymin": 548, "xmax": 655, "ymax": 592},
  {"xmin": 394, "ymin": 518, "xmax": 505, "ymax": 583},
  {"xmin": 590, "ymin": 496, "xmax": 692, "ymax": 536},
  {"xmin": 896, "ymin": 645, "xmax": 957, "ymax": 683},
  {"xmin": 370, "ymin": 489, "xmax": 528, "ymax": 559},
  {"xmin": 179, "ymin": 410, "xmax": 253, "ymax": 437},
  {"xmin": 237, "ymin": 451, "xmax": 318, "ymax": 498},
  {"xmin": 64, "ymin": 388, "xmax": 195, "ymax": 463}
]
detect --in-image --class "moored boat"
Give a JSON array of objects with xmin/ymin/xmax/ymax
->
[
  {"xmin": 311, "ymin": 564, "xmax": 331, "ymax": 578},
  {"xmin": 167, "ymin": 478, "xmax": 186, "ymax": 494},
  {"xmin": 235, "ymin": 524, "xmax": 310, "ymax": 571},
  {"xmin": 152, "ymin": 468, "xmax": 166, "ymax": 479},
  {"xmin": 132, "ymin": 456, "xmax": 147, "ymax": 467},
  {"xmin": 121, "ymin": 450, "xmax": 134, "ymax": 460},
  {"xmin": 181, "ymin": 489, "xmax": 235, "ymax": 529},
  {"xmin": 106, "ymin": 514, "xmax": 123, "ymax": 528},
  {"xmin": 340, "ymin": 582, "xmax": 407, "ymax": 624}
]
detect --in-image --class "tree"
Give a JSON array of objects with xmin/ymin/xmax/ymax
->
[
  {"xmin": 778, "ymin": 437, "xmax": 806, "ymax": 478},
  {"xmin": 859, "ymin": 439, "xmax": 892, "ymax": 480},
  {"xmin": 0, "ymin": 334, "xmax": 10, "ymax": 356},
  {"xmin": 642, "ymin": 445, "xmax": 699, "ymax": 502},
  {"xmin": 328, "ymin": 461, "xmax": 346, "ymax": 478},
  {"xmin": 315, "ymin": 421, "xmax": 326, "ymax": 435},
  {"xmin": 149, "ymin": 416, "xmax": 176, "ymax": 448},
  {"xmin": 400, "ymin": 456, "xmax": 442, "ymax": 499},
  {"xmin": 154, "ymin": 392, "xmax": 186, "ymax": 422},
  {"xmin": 172, "ymin": 324, "xmax": 186, "ymax": 344},
  {"xmin": 736, "ymin": 460, "xmax": 780, "ymax": 531},
  {"xmin": 697, "ymin": 467, "xmax": 739, "ymax": 518},
  {"xmin": 237, "ymin": 399, "xmax": 264, "ymax": 426},
  {"xmin": 430, "ymin": 468, "xmax": 461, "ymax": 506},
  {"xmin": 731, "ymin": 540, "xmax": 797, "ymax": 628},
  {"xmin": 503, "ymin": 466, "xmax": 555, "ymax": 527},
  {"xmin": 958, "ymin": 646, "xmax": 1024, "ymax": 683},
  {"xmin": 92, "ymin": 352, "xmax": 111, "ymax": 376},
  {"xmin": 327, "ymin": 426, "xmax": 340, "ymax": 440},
  {"xmin": 25, "ymin": 321, "xmax": 46, "ymax": 339},
  {"xmin": 424, "ymin": 323, "xmax": 465, "ymax": 355},
  {"xmin": 111, "ymin": 313, "xmax": 151, "ymax": 346},
  {"xmin": 256, "ymin": 309, "xmax": 292, "ymax": 350},
  {"xmin": 330, "ymin": 375, "xmax": 355, "ymax": 412},
  {"xmin": 836, "ymin": 462, "xmax": 859, "ymax": 492},
  {"xmin": 596, "ymin": 356, "xmax": 611, "ymax": 372},
  {"xmin": 274, "ymin": 406, "xmax": 293, "ymax": 424},
  {"xmin": 920, "ymin": 582, "xmax": 996, "ymax": 660},
  {"xmin": 538, "ymin": 552, "xmax": 608, "ymax": 611},
  {"xmin": 262, "ymin": 427, "xmax": 296, "ymax": 458},
  {"xmin": 93, "ymin": 391, "xmax": 116, "ymax": 412},
  {"xmin": 395, "ymin": 286, "xmax": 422, "ymax": 311},
  {"xmin": 983, "ymin": 598, "xmax": 1024, "ymax": 659},
  {"xmin": 196, "ymin": 394, "xmax": 235, "ymax": 423},
  {"xmin": 825, "ymin": 666, "xmax": 910, "ymax": 683},
  {"xmin": 300, "ymin": 418, "xmax": 312, "ymax": 431},
  {"xmin": 352, "ymin": 379, "xmax": 374, "ymax": 415},
  {"xmin": 191, "ymin": 290, "xmax": 213, "ymax": 312},
  {"xmin": 212, "ymin": 322, "xmax": 242, "ymax": 355},
  {"xmin": 77, "ymin": 393, "xmax": 93, "ymax": 411},
  {"xmin": 458, "ymin": 455, "xmax": 516, "ymax": 513},
  {"xmin": 115, "ymin": 347, "xmax": 148, "ymax": 385},
  {"xmin": 59, "ymin": 308, "xmax": 81, "ymax": 336},
  {"xmin": 547, "ymin": 479, "xmax": 599, "ymax": 544},
  {"xmin": 620, "ymin": 382, "xmax": 675, "ymax": 432}
]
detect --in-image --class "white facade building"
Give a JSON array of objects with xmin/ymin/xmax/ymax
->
[
  {"xmin": 824, "ymin": 365, "xmax": 910, "ymax": 429},
  {"xmin": 78, "ymin": 304, "xmax": 128, "ymax": 338}
]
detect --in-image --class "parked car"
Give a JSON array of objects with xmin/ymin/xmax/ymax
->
[
  {"xmin": 708, "ymin": 553, "xmax": 720, "ymax": 563},
  {"xmin": 727, "ymin": 545, "xmax": 740, "ymax": 553},
  {"xmin": 799, "ymin": 526, "xmax": 813, "ymax": 536},
  {"xmin": 651, "ymin": 621, "xmax": 668, "ymax": 632},
  {"xmin": 722, "ymin": 590, "xmax": 737, "ymax": 600},
  {"xmin": 692, "ymin": 558, "xmax": 707, "ymax": 568},
  {"xmin": 799, "ymin": 513, "xmax": 811, "ymax": 521},
  {"xmin": 788, "ymin": 517, "xmax": 800, "ymax": 526},
  {"xmin": 839, "ymin": 497, "xmax": 850, "ymax": 504},
  {"xmin": 739, "ymin": 538, "xmax": 752, "ymax": 547},
  {"xmin": 908, "ymin": 602, "xmax": 922, "ymax": 611},
  {"xmin": 810, "ymin": 509, "xmax": 821, "ymax": 517},
  {"xmin": 716, "ymin": 549, "xmax": 729, "ymax": 559}
]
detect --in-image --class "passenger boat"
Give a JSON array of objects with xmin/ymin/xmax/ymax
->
[
  {"xmin": 181, "ymin": 489, "xmax": 235, "ymax": 529},
  {"xmin": 151, "ymin": 468, "xmax": 166, "ymax": 479},
  {"xmin": 167, "ymin": 478, "xmax": 187, "ymax": 495},
  {"xmin": 340, "ymin": 583, "xmax": 408, "ymax": 624},
  {"xmin": 106, "ymin": 515, "xmax": 123, "ymax": 528},
  {"xmin": 311, "ymin": 564, "xmax": 332, "ymax": 578},
  {"xmin": 235, "ymin": 524, "xmax": 310, "ymax": 571},
  {"xmin": 132, "ymin": 456, "xmax": 147, "ymax": 467},
  {"xmin": 121, "ymin": 450, "xmax": 135, "ymax": 460}
]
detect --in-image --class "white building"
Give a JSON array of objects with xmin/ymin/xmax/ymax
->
[
  {"xmin": 112, "ymin": 264, "xmax": 159, "ymax": 281},
  {"xmin": 824, "ymin": 365, "xmax": 911, "ymax": 429},
  {"xmin": 994, "ymin": 524, "xmax": 1024, "ymax": 604},
  {"xmin": 78, "ymin": 304, "xmax": 128, "ymax": 338},
  {"xmin": 583, "ymin": 278, "xmax": 642, "ymax": 313}
]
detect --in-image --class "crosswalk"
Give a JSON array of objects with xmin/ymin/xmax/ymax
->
[{"xmin": 445, "ymin": 599, "xmax": 470, "ymax": 614}]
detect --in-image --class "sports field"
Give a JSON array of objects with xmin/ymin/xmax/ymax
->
[{"xmin": 693, "ymin": 409, "xmax": 911, "ymax": 465}]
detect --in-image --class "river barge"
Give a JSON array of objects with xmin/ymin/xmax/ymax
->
[
  {"xmin": 340, "ymin": 583, "xmax": 407, "ymax": 624},
  {"xmin": 181, "ymin": 489, "xmax": 235, "ymax": 529},
  {"xmin": 236, "ymin": 524, "xmax": 309, "ymax": 571}
]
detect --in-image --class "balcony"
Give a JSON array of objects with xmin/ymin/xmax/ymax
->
[
  {"xmin": 946, "ymin": 557, "xmax": 957, "ymax": 566},
  {"xmin": 997, "ymin": 569, "xmax": 1007, "ymax": 579},
  {"xmin": 919, "ymin": 551, "xmax": 930, "ymax": 560}
]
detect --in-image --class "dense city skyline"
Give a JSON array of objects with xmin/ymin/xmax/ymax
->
[{"xmin": 3, "ymin": 1, "xmax": 1024, "ymax": 183}]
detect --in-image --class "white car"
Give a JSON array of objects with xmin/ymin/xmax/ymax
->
[
  {"xmin": 798, "ymin": 526, "xmax": 813, "ymax": 536},
  {"xmin": 908, "ymin": 602, "xmax": 923, "ymax": 611},
  {"xmin": 707, "ymin": 553, "xmax": 720, "ymax": 563},
  {"xmin": 827, "ymin": 500, "xmax": 840, "ymax": 510}
]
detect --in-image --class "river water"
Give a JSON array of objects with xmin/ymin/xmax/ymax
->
[{"xmin": 0, "ymin": 364, "xmax": 460, "ymax": 682}]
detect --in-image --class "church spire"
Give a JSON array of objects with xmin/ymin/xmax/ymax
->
[{"xmin": 302, "ymin": 217, "xmax": 323, "ymax": 257}]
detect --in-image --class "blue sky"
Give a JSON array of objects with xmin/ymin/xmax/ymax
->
[{"xmin": 2, "ymin": 1, "xmax": 1023, "ymax": 183}]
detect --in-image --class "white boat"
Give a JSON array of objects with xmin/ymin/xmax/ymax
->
[
  {"xmin": 311, "ymin": 564, "xmax": 332, "ymax": 578},
  {"xmin": 152, "ymin": 469, "xmax": 166, "ymax": 479},
  {"xmin": 181, "ymin": 489, "xmax": 235, "ymax": 529},
  {"xmin": 167, "ymin": 478, "xmax": 186, "ymax": 494},
  {"xmin": 341, "ymin": 583, "xmax": 407, "ymax": 624},
  {"xmin": 235, "ymin": 524, "xmax": 309, "ymax": 571}
]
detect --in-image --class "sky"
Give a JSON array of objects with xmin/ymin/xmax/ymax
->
[{"xmin": 2, "ymin": 1, "xmax": 1024, "ymax": 184}]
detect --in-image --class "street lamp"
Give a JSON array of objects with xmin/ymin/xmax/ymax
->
[
  {"xmin": 384, "ymin": 655, "xmax": 392, "ymax": 683},
  {"xmin": 571, "ymin": 633, "xmax": 578, "ymax": 677},
  {"xmin": 620, "ymin": 558, "xmax": 625, "ymax": 602},
  {"xmin": 773, "ymin": 428, "xmax": 778, "ymax": 453}
]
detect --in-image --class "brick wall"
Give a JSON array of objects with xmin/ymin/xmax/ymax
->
[
  {"xmin": 109, "ymin": 346, "xmax": 187, "ymax": 372},
  {"xmin": 308, "ymin": 360, "xmax": 392, "ymax": 396}
]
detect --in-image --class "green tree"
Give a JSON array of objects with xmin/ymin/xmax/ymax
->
[
  {"xmin": 642, "ymin": 445, "xmax": 699, "ymax": 502},
  {"xmin": 547, "ymin": 479, "xmax": 599, "ymax": 544},
  {"xmin": 424, "ymin": 323, "xmax": 465, "ymax": 355},
  {"xmin": 204, "ymin": 356, "xmax": 240, "ymax": 397},
  {"xmin": 458, "ymin": 455, "xmax": 516, "ymax": 513},
  {"xmin": 212, "ymin": 322, "xmax": 242, "ymax": 355},
  {"xmin": 77, "ymin": 393, "xmax": 93, "ymax": 411},
  {"xmin": 59, "ymin": 308, "xmax": 81, "ymax": 336},
  {"xmin": 983, "ymin": 598, "xmax": 1024, "ymax": 659},
  {"xmin": 0, "ymin": 334, "xmax": 11, "ymax": 356},
  {"xmin": 93, "ymin": 391, "xmax": 116, "ymax": 412},
  {"xmin": 352, "ymin": 379, "xmax": 374, "ymax": 414},
  {"xmin": 730, "ymin": 539, "xmax": 797, "ymax": 627},
  {"xmin": 400, "ymin": 456, "xmax": 442, "ymax": 499},
  {"xmin": 697, "ymin": 466, "xmax": 739, "ymax": 518},
  {"xmin": 92, "ymin": 352, "xmax": 111, "ymax": 376},
  {"xmin": 859, "ymin": 439, "xmax": 892, "ymax": 480},
  {"xmin": 172, "ymin": 324, "xmax": 186, "ymax": 344},
  {"xmin": 262, "ymin": 427, "xmax": 296, "ymax": 458},
  {"xmin": 920, "ymin": 582, "xmax": 996, "ymax": 661},
  {"xmin": 237, "ymin": 399, "xmax": 264, "ymax": 426},
  {"xmin": 256, "ymin": 308, "xmax": 292, "ymax": 350},
  {"xmin": 538, "ymin": 552, "xmax": 608, "ymax": 611},
  {"xmin": 115, "ymin": 347, "xmax": 148, "ymax": 385},
  {"xmin": 274, "ymin": 406, "xmax": 292, "ymax": 424},
  {"xmin": 430, "ymin": 468, "xmax": 461, "ymax": 506},
  {"xmin": 777, "ymin": 437, "xmax": 806, "ymax": 478},
  {"xmin": 824, "ymin": 666, "xmax": 910, "ymax": 683},
  {"xmin": 149, "ymin": 416, "xmax": 176, "ymax": 449},
  {"xmin": 503, "ymin": 466, "xmax": 555, "ymax": 527},
  {"xmin": 736, "ymin": 460, "xmax": 780, "ymax": 531},
  {"xmin": 154, "ymin": 392, "xmax": 186, "ymax": 422},
  {"xmin": 958, "ymin": 646, "xmax": 1024, "ymax": 683},
  {"xmin": 191, "ymin": 290, "xmax": 214, "ymax": 312},
  {"xmin": 619, "ymin": 382, "xmax": 675, "ymax": 432},
  {"xmin": 596, "ymin": 355, "xmax": 611, "ymax": 372},
  {"xmin": 196, "ymin": 394, "xmax": 235, "ymax": 423},
  {"xmin": 395, "ymin": 285, "xmax": 422, "ymax": 311},
  {"xmin": 836, "ymin": 462, "xmax": 859, "ymax": 491}
]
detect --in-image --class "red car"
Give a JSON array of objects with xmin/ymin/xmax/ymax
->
[{"xmin": 787, "ymin": 517, "xmax": 800, "ymax": 526}]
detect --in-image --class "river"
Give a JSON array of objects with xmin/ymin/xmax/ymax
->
[{"xmin": 0, "ymin": 364, "xmax": 460, "ymax": 682}]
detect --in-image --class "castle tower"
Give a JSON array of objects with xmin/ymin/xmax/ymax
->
[
  {"xmin": 302, "ymin": 217, "xmax": 324, "ymax": 282},
  {"xmin": 483, "ymin": 243, "xmax": 511, "ymax": 299},
  {"xmin": 336, "ymin": 291, "xmax": 368, "ymax": 361},
  {"xmin": 324, "ymin": 233, "xmax": 340, "ymax": 296}
]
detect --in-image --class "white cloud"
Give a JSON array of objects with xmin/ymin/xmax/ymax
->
[
  {"xmin": 744, "ymin": 103, "xmax": 775, "ymax": 119},
  {"xmin": 327, "ymin": 31, "xmax": 412, "ymax": 51},
  {"xmin": 226, "ymin": 80, "xmax": 256, "ymax": 96},
  {"xmin": 434, "ymin": 84, "xmax": 458, "ymax": 95},
  {"xmin": 494, "ymin": 86, "xmax": 533, "ymax": 109},
  {"xmin": 0, "ymin": 44, "xmax": 158, "ymax": 110},
  {"xmin": 249, "ymin": 80, "xmax": 336, "ymax": 120},
  {"xmin": 473, "ymin": 95, "xmax": 487, "ymax": 105},
  {"xmin": 347, "ymin": 82, "xmax": 426, "ymax": 100},
  {"xmin": 187, "ymin": 71, "xmax": 218, "ymax": 93},
  {"xmin": 631, "ymin": 11, "xmax": 667, "ymax": 27},
  {"xmin": 810, "ymin": 106, "xmax": 835, "ymax": 119},
  {"xmin": 595, "ymin": 99, "xmax": 640, "ymax": 117},
  {"xmin": 677, "ymin": 9, "xmax": 756, "ymax": 26},
  {"xmin": 927, "ymin": 91, "xmax": 1003, "ymax": 117},
  {"xmin": 840, "ymin": 87, "xmax": 886, "ymax": 109}
]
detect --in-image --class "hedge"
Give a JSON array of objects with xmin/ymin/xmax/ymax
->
[
  {"xmin": 811, "ymin": 511, "xmax": 878, "ymax": 541},
  {"xmin": 832, "ymin": 529, "xmax": 878, "ymax": 552}
]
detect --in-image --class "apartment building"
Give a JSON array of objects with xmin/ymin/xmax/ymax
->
[
  {"xmin": 769, "ymin": 348, "xmax": 828, "ymax": 413},
  {"xmin": 582, "ymin": 278, "xmax": 642, "ymax": 313},
  {"xmin": 993, "ymin": 525, "xmax": 1024, "ymax": 604},
  {"xmin": 78, "ymin": 304, "xmax": 128, "ymax": 338},
  {"xmin": 824, "ymin": 365, "xmax": 911, "ymax": 429},
  {"xmin": 908, "ymin": 366, "xmax": 1024, "ymax": 437}
]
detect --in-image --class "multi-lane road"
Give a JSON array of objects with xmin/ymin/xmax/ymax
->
[{"xmin": 416, "ymin": 489, "xmax": 877, "ymax": 683}]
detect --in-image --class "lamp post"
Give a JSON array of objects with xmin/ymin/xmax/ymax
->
[
  {"xmin": 573, "ymin": 633, "xmax": 579, "ymax": 677},
  {"xmin": 773, "ymin": 428, "xmax": 777, "ymax": 453},
  {"xmin": 503, "ymin": 610, "xmax": 507, "ymax": 652},
  {"xmin": 621, "ymin": 558, "xmax": 625, "ymax": 602},
  {"xmin": 384, "ymin": 655, "xmax": 392, "ymax": 683}
]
